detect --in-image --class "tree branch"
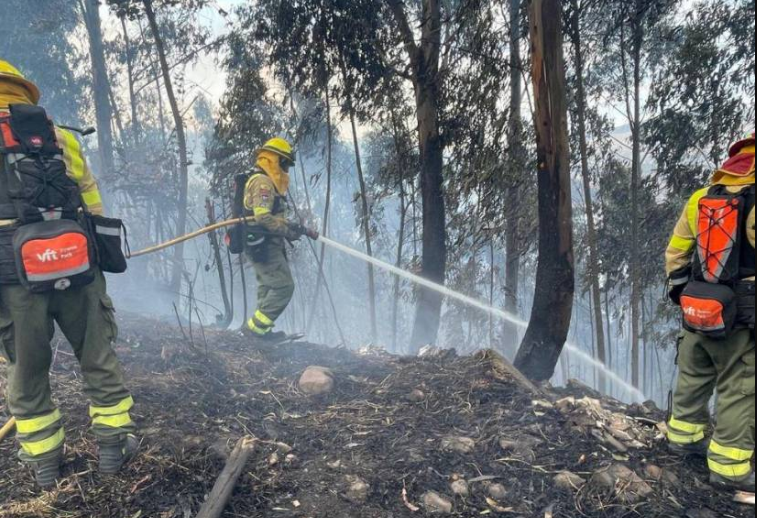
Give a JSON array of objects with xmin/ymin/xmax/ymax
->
[{"xmin": 385, "ymin": 0, "xmax": 420, "ymax": 66}]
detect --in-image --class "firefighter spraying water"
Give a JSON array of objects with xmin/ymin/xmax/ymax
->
[{"xmin": 126, "ymin": 217, "xmax": 647, "ymax": 403}]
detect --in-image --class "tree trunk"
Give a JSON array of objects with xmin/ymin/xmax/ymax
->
[
  {"xmin": 630, "ymin": 19, "xmax": 643, "ymax": 389},
  {"xmin": 120, "ymin": 15, "xmax": 140, "ymax": 146},
  {"xmin": 489, "ymin": 238, "xmax": 496, "ymax": 350},
  {"xmin": 349, "ymin": 110, "xmax": 378, "ymax": 342},
  {"xmin": 392, "ymin": 119, "xmax": 408, "ymax": 353},
  {"xmin": 143, "ymin": 0, "xmax": 189, "ymax": 294},
  {"xmin": 239, "ymin": 255, "xmax": 248, "ymax": 326},
  {"xmin": 411, "ymin": 0, "xmax": 446, "ymax": 351},
  {"xmin": 387, "ymin": 0, "xmax": 446, "ymax": 351},
  {"xmin": 503, "ymin": 0, "xmax": 524, "ymax": 357},
  {"xmin": 81, "ymin": 0, "xmax": 115, "ymax": 183},
  {"xmin": 306, "ymin": 84, "xmax": 334, "ymax": 336},
  {"xmin": 569, "ymin": 0, "xmax": 607, "ymax": 394},
  {"xmin": 514, "ymin": 0, "xmax": 575, "ymax": 382},
  {"xmin": 604, "ymin": 288, "xmax": 614, "ymax": 395},
  {"xmin": 642, "ymin": 290, "xmax": 649, "ymax": 394},
  {"xmin": 206, "ymin": 199, "xmax": 232, "ymax": 328}
]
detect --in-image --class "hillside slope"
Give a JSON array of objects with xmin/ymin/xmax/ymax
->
[{"xmin": 0, "ymin": 313, "xmax": 751, "ymax": 517}]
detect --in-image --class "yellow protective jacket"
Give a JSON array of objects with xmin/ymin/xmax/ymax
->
[
  {"xmin": 666, "ymin": 146, "xmax": 756, "ymax": 280},
  {"xmin": 243, "ymin": 153, "xmax": 301, "ymax": 242}
]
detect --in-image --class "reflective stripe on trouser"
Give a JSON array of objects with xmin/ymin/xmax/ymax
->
[
  {"xmin": 0, "ymin": 269, "xmax": 136, "ymax": 459},
  {"xmin": 248, "ymin": 243, "xmax": 295, "ymax": 325},
  {"xmin": 248, "ymin": 310, "xmax": 274, "ymax": 335},
  {"xmin": 667, "ymin": 417, "xmax": 707, "ymax": 445},
  {"xmin": 90, "ymin": 396, "xmax": 135, "ymax": 430},
  {"xmin": 708, "ymin": 440, "xmax": 754, "ymax": 479},
  {"xmin": 15, "ymin": 410, "xmax": 65, "ymax": 457},
  {"xmin": 672, "ymin": 329, "xmax": 755, "ymax": 480}
]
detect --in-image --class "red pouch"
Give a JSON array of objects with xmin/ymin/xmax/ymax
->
[
  {"xmin": 13, "ymin": 220, "xmax": 95, "ymax": 292},
  {"xmin": 680, "ymin": 281, "xmax": 738, "ymax": 340}
]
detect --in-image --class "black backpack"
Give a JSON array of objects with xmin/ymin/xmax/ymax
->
[{"xmin": 0, "ymin": 104, "xmax": 95, "ymax": 291}]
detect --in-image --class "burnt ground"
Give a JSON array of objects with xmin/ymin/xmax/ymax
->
[{"xmin": 0, "ymin": 312, "xmax": 752, "ymax": 518}]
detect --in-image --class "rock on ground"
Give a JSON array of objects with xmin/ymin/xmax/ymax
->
[
  {"xmin": 299, "ymin": 366, "xmax": 335, "ymax": 395},
  {"xmin": 450, "ymin": 479, "xmax": 470, "ymax": 497},
  {"xmin": 486, "ymin": 483, "xmax": 508, "ymax": 501},
  {"xmin": 554, "ymin": 472, "xmax": 587, "ymax": 492},
  {"xmin": 590, "ymin": 463, "xmax": 654, "ymax": 504},
  {"xmin": 644, "ymin": 464, "xmax": 681, "ymax": 487},
  {"xmin": 422, "ymin": 492, "xmax": 454, "ymax": 514},
  {"xmin": 343, "ymin": 475, "xmax": 370, "ymax": 504},
  {"xmin": 441, "ymin": 436, "xmax": 476, "ymax": 454}
]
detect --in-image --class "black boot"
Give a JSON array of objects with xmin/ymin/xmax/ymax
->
[
  {"xmin": 241, "ymin": 327, "xmax": 288, "ymax": 344},
  {"xmin": 711, "ymin": 471, "xmax": 756, "ymax": 493},
  {"xmin": 668, "ymin": 440, "xmax": 709, "ymax": 458},
  {"xmin": 99, "ymin": 434, "xmax": 139, "ymax": 475},
  {"xmin": 28, "ymin": 452, "xmax": 62, "ymax": 490},
  {"xmin": 258, "ymin": 331, "xmax": 289, "ymax": 343}
]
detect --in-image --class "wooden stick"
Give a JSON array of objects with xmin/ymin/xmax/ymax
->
[
  {"xmin": 195, "ymin": 436, "xmax": 256, "ymax": 518},
  {"xmin": 0, "ymin": 417, "xmax": 16, "ymax": 444}
]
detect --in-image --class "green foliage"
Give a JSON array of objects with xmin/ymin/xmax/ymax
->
[
  {"xmin": 645, "ymin": 0, "xmax": 755, "ymax": 193},
  {"xmin": 0, "ymin": 0, "xmax": 86, "ymax": 123}
]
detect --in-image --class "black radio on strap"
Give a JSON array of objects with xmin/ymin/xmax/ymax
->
[{"xmin": 7, "ymin": 104, "xmax": 61, "ymax": 156}]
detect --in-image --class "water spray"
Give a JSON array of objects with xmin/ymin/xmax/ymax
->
[
  {"xmin": 316, "ymin": 236, "xmax": 647, "ymax": 403},
  {"xmin": 129, "ymin": 220, "xmax": 647, "ymax": 402}
]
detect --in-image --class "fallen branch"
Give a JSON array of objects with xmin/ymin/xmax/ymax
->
[
  {"xmin": 0, "ymin": 417, "xmax": 16, "ymax": 444},
  {"xmin": 195, "ymin": 436, "xmax": 257, "ymax": 518},
  {"xmin": 735, "ymin": 491, "xmax": 755, "ymax": 506}
]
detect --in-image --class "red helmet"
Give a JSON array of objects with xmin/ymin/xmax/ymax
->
[{"xmin": 729, "ymin": 131, "xmax": 755, "ymax": 157}]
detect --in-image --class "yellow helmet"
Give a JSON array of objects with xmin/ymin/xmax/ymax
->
[
  {"xmin": 258, "ymin": 137, "xmax": 295, "ymax": 166},
  {"xmin": 0, "ymin": 60, "xmax": 41, "ymax": 104}
]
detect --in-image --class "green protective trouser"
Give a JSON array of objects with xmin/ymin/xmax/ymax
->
[
  {"xmin": 247, "ymin": 242, "xmax": 295, "ymax": 334},
  {"xmin": 0, "ymin": 270, "xmax": 136, "ymax": 462},
  {"xmin": 668, "ymin": 329, "xmax": 755, "ymax": 480}
]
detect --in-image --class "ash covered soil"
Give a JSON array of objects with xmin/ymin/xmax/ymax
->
[{"xmin": 0, "ymin": 313, "xmax": 751, "ymax": 518}]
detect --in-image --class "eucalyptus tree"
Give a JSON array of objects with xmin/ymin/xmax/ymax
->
[
  {"xmin": 595, "ymin": 0, "xmax": 680, "ymax": 388},
  {"xmin": 513, "ymin": 0, "xmax": 575, "ymax": 382}
]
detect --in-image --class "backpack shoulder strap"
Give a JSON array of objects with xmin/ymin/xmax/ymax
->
[{"xmin": 0, "ymin": 114, "xmax": 20, "ymax": 153}]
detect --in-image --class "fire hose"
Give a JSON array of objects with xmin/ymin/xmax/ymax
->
[
  {"xmin": 0, "ymin": 417, "xmax": 15, "ymax": 444},
  {"xmin": 127, "ymin": 217, "xmax": 254, "ymax": 259}
]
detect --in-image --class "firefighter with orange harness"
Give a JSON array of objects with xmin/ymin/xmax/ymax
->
[
  {"xmin": 0, "ymin": 60, "xmax": 137, "ymax": 489},
  {"xmin": 666, "ymin": 132, "xmax": 755, "ymax": 493}
]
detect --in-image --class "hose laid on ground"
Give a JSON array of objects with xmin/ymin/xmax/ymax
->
[
  {"xmin": 128, "ymin": 217, "xmax": 249, "ymax": 259},
  {"xmin": 0, "ymin": 417, "xmax": 16, "ymax": 444}
]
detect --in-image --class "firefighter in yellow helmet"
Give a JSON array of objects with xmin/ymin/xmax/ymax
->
[
  {"xmin": 0, "ymin": 60, "xmax": 137, "ymax": 489},
  {"xmin": 665, "ymin": 132, "xmax": 755, "ymax": 494},
  {"xmin": 241, "ymin": 137, "xmax": 318, "ymax": 342}
]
